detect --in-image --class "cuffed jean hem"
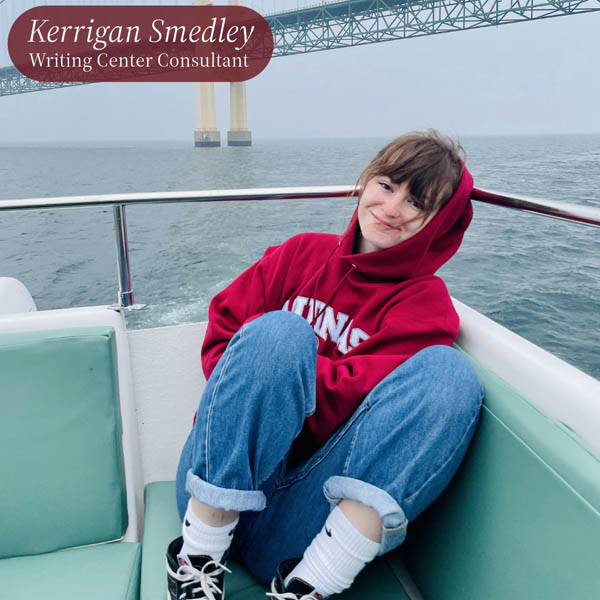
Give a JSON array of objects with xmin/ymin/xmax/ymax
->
[
  {"xmin": 322, "ymin": 475, "xmax": 408, "ymax": 556},
  {"xmin": 186, "ymin": 470, "xmax": 267, "ymax": 512}
]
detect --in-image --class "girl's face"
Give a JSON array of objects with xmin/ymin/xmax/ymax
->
[{"xmin": 356, "ymin": 176, "xmax": 439, "ymax": 253}]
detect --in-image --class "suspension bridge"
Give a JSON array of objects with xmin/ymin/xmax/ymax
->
[{"xmin": 2, "ymin": 0, "xmax": 600, "ymax": 97}]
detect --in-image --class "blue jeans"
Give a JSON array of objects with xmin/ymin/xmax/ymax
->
[{"xmin": 176, "ymin": 311, "xmax": 483, "ymax": 586}]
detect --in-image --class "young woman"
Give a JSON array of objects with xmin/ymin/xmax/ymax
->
[{"xmin": 166, "ymin": 130, "xmax": 484, "ymax": 600}]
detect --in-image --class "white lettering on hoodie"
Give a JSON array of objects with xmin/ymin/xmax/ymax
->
[{"xmin": 281, "ymin": 295, "xmax": 369, "ymax": 354}]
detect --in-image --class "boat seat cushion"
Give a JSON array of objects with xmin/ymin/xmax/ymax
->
[
  {"xmin": 404, "ymin": 352, "xmax": 600, "ymax": 600},
  {"xmin": 141, "ymin": 481, "xmax": 411, "ymax": 600},
  {"xmin": 0, "ymin": 541, "xmax": 141, "ymax": 600},
  {"xmin": 0, "ymin": 327, "xmax": 128, "ymax": 559}
]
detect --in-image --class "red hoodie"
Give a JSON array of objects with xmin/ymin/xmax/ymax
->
[{"xmin": 201, "ymin": 166, "xmax": 474, "ymax": 457}]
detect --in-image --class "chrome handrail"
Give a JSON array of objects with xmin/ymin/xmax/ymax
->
[
  {"xmin": 1, "ymin": 186, "xmax": 598, "ymax": 309},
  {"xmin": 0, "ymin": 186, "xmax": 354, "ymax": 212},
  {"xmin": 1, "ymin": 185, "xmax": 599, "ymax": 226},
  {"xmin": 113, "ymin": 205, "xmax": 134, "ymax": 309},
  {"xmin": 470, "ymin": 188, "xmax": 600, "ymax": 228}
]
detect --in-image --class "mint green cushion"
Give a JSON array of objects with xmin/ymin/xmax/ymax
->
[
  {"xmin": 0, "ymin": 542, "xmax": 141, "ymax": 600},
  {"xmin": 404, "ymin": 355, "xmax": 600, "ymax": 599},
  {"xmin": 0, "ymin": 327, "xmax": 128, "ymax": 559},
  {"xmin": 142, "ymin": 481, "xmax": 410, "ymax": 600}
]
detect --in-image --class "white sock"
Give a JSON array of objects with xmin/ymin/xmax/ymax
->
[
  {"xmin": 284, "ymin": 505, "xmax": 381, "ymax": 598},
  {"xmin": 177, "ymin": 499, "xmax": 239, "ymax": 567}
]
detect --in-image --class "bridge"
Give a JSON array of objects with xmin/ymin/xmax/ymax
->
[{"xmin": 2, "ymin": 0, "xmax": 600, "ymax": 97}]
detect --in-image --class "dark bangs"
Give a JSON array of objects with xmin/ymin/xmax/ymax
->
[{"xmin": 357, "ymin": 130, "xmax": 465, "ymax": 217}]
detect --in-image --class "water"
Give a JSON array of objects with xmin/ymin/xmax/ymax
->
[{"xmin": 0, "ymin": 135, "xmax": 598, "ymax": 379}]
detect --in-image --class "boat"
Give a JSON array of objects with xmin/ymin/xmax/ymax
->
[{"xmin": 0, "ymin": 185, "xmax": 599, "ymax": 600}]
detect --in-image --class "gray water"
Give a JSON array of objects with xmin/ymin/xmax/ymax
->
[{"xmin": 0, "ymin": 135, "xmax": 598, "ymax": 379}]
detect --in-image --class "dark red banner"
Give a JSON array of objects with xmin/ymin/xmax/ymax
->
[{"xmin": 8, "ymin": 5, "xmax": 274, "ymax": 82}]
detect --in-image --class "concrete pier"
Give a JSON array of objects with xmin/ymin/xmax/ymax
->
[
  {"xmin": 194, "ymin": 81, "xmax": 220, "ymax": 147},
  {"xmin": 228, "ymin": 82, "xmax": 252, "ymax": 146},
  {"xmin": 193, "ymin": 0, "xmax": 220, "ymax": 147},
  {"xmin": 227, "ymin": 0, "xmax": 252, "ymax": 146}
]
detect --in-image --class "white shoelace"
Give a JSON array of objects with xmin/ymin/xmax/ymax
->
[
  {"xmin": 177, "ymin": 560, "xmax": 231, "ymax": 600},
  {"xmin": 265, "ymin": 578, "xmax": 319, "ymax": 600}
]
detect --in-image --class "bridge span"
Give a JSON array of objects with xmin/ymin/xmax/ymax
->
[{"xmin": 2, "ymin": 0, "xmax": 600, "ymax": 97}]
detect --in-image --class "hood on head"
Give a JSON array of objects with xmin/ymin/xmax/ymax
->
[{"xmin": 337, "ymin": 165, "xmax": 474, "ymax": 280}]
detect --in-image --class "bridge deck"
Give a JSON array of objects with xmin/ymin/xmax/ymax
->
[{"xmin": 1, "ymin": 0, "xmax": 600, "ymax": 96}]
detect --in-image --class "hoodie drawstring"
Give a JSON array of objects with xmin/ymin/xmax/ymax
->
[
  {"xmin": 306, "ymin": 243, "xmax": 338, "ymax": 327},
  {"xmin": 309, "ymin": 267, "xmax": 354, "ymax": 329}
]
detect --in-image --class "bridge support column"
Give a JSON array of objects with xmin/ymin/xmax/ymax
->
[
  {"xmin": 228, "ymin": 82, "xmax": 251, "ymax": 146},
  {"xmin": 194, "ymin": 82, "xmax": 220, "ymax": 147},
  {"xmin": 227, "ymin": 0, "xmax": 251, "ymax": 147},
  {"xmin": 194, "ymin": 0, "xmax": 220, "ymax": 147}
]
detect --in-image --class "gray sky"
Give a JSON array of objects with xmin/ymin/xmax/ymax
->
[{"xmin": 1, "ymin": 6, "xmax": 599, "ymax": 141}]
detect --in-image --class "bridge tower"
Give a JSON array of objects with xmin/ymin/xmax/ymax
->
[
  {"xmin": 193, "ymin": 0, "xmax": 220, "ymax": 146},
  {"xmin": 227, "ymin": 0, "xmax": 252, "ymax": 146},
  {"xmin": 192, "ymin": 0, "xmax": 251, "ymax": 147}
]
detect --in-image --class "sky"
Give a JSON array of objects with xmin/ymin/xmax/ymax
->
[{"xmin": 0, "ymin": 2, "xmax": 599, "ymax": 141}]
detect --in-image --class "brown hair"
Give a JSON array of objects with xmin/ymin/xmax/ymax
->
[{"xmin": 356, "ymin": 130, "xmax": 465, "ymax": 217}]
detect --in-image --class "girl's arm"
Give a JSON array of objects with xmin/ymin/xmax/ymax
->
[{"xmin": 201, "ymin": 240, "xmax": 296, "ymax": 380}]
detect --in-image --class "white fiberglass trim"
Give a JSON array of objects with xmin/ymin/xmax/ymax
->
[
  {"xmin": 0, "ymin": 305, "xmax": 145, "ymax": 542},
  {"xmin": 127, "ymin": 323, "xmax": 208, "ymax": 485},
  {"xmin": 453, "ymin": 298, "xmax": 600, "ymax": 456}
]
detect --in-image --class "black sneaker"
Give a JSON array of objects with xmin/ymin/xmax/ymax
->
[
  {"xmin": 166, "ymin": 536, "xmax": 231, "ymax": 600},
  {"xmin": 266, "ymin": 558, "xmax": 323, "ymax": 600}
]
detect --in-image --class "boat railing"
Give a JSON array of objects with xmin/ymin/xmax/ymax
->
[{"xmin": 1, "ymin": 186, "xmax": 599, "ymax": 309}]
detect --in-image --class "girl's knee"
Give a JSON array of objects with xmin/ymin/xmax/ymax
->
[
  {"xmin": 417, "ymin": 345, "xmax": 481, "ymax": 391},
  {"xmin": 398, "ymin": 345, "xmax": 483, "ymax": 428},
  {"xmin": 423, "ymin": 345, "xmax": 483, "ymax": 423},
  {"xmin": 243, "ymin": 310, "xmax": 316, "ymax": 354},
  {"xmin": 205, "ymin": 310, "xmax": 317, "ymax": 425}
]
